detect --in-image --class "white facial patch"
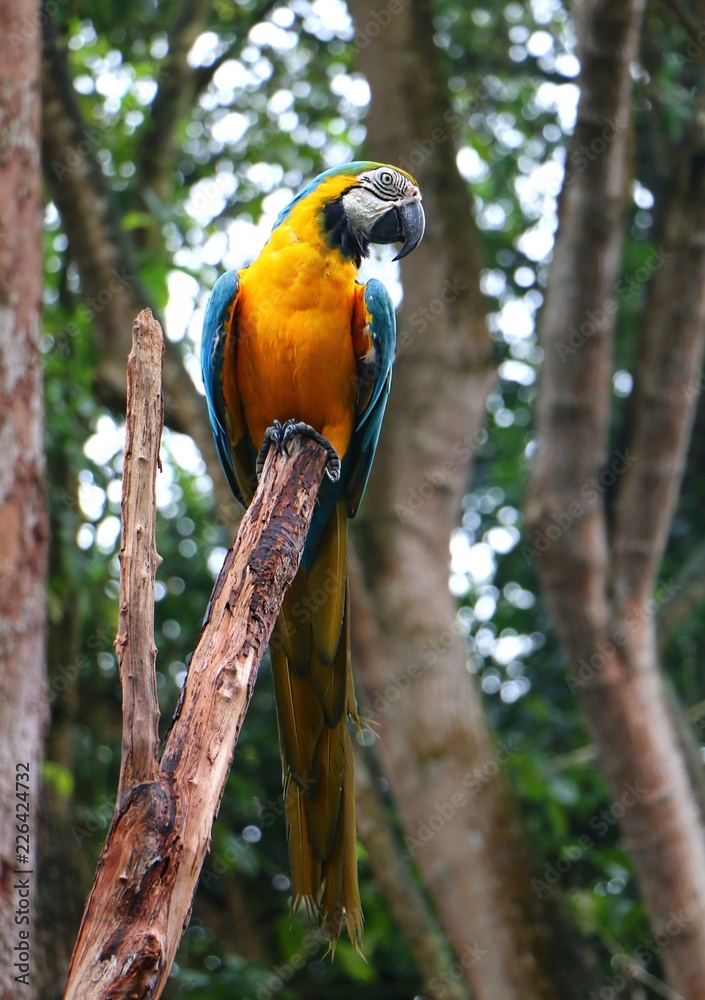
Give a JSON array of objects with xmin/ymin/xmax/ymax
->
[{"xmin": 341, "ymin": 186, "xmax": 390, "ymax": 232}]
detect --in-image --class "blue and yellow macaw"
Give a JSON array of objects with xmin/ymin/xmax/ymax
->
[{"xmin": 201, "ymin": 162, "xmax": 424, "ymax": 947}]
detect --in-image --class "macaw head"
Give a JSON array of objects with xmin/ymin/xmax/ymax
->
[
  {"xmin": 274, "ymin": 161, "xmax": 425, "ymax": 265},
  {"xmin": 332, "ymin": 163, "xmax": 425, "ymax": 262}
]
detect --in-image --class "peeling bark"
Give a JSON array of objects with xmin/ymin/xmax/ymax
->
[{"xmin": 116, "ymin": 311, "xmax": 164, "ymax": 795}]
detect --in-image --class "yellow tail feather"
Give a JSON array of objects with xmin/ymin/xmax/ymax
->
[
  {"xmin": 306, "ymin": 723, "xmax": 345, "ymax": 860},
  {"xmin": 309, "ymin": 604, "xmax": 348, "ymax": 727},
  {"xmin": 285, "ymin": 778, "xmax": 321, "ymax": 909},
  {"xmin": 277, "ymin": 571, "xmax": 312, "ymax": 676},
  {"xmin": 270, "ymin": 498, "xmax": 362, "ymax": 949},
  {"xmin": 308, "ymin": 501, "xmax": 348, "ymax": 665},
  {"xmin": 271, "ymin": 639, "xmax": 323, "ymax": 790}
]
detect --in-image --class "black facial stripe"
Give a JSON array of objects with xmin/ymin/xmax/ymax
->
[
  {"xmin": 369, "ymin": 178, "xmax": 396, "ymax": 199},
  {"xmin": 322, "ymin": 191, "xmax": 370, "ymax": 266},
  {"xmin": 366, "ymin": 170, "xmax": 407, "ymax": 200}
]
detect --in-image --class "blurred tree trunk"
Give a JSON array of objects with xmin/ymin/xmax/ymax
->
[
  {"xmin": 0, "ymin": 1, "xmax": 48, "ymax": 998},
  {"xmin": 348, "ymin": 2, "xmax": 603, "ymax": 998},
  {"xmin": 526, "ymin": 0, "xmax": 705, "ymax": 996}
]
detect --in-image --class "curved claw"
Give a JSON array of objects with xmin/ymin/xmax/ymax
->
[
  {"xmin": 283, "ymin": 421, "xmax": 342, "ymax": 482},
  {"xmin": 256, "ymin": 420, "xmax": 341, "ymax": 482},
  {"xmin": 256, "ymin": 419, "xmax": 289, "ymax": 478}
]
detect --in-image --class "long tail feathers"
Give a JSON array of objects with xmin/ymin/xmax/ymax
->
[{"xmin": 271, "ymin": 498, "xmax": 362, "ymax": 951}]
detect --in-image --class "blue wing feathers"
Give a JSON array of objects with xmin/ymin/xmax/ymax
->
[
  {"xmin": 200, "ymin": 270, "xmax": 243, "ymax": 504},
  {"xmin": 345, "ymin": 278, "xmax": 396, "ymax": 518}
]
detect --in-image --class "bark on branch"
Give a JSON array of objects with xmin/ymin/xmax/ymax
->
[
  {"xmin": 116, "ymin": 311, "xmax": 164, "ymax": 795},
  {"xmin": 64, "ymin": 311, "xmax": 329, "ymax": 998}
]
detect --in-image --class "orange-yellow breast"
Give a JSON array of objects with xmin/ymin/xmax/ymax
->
[{"xmin": 234, "ymin": 175, "xmax": 372, "ymax": 460}]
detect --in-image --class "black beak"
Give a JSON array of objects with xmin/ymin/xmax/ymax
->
[{"xmin": 368, "ymin": 199, "xmax": 425, "ymax": 261}]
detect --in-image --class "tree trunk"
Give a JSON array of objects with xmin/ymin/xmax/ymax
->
[
  {"xmin": 526, "ymin": 1, "xmax": 705, "ymax": 996},
  {"xmin": 347, "ymin": 2, "xmax": 597, "ymax": 997},
  {"xmin": 0, "ymin": 1, "xmax": 48, "ymax": 997}
]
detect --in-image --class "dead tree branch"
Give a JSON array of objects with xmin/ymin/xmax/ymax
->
[
  {"xmin": 116, "ymin": 310, "xmax": 164, "ymax": 795},
  {"xmin": 64, "ymin": 311, "xmax": 329, "ymax": 998}
]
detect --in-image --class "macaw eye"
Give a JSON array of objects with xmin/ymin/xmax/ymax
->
[{"xmin": 380, "ymin": 171, "xmax": 394, "ymax": 186}]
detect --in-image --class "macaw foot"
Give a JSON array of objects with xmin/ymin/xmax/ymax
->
[
  {"xmin": 284, "ymin": 421, "xmax": 341, "ymax": 482},
  {"xmin": 256, "ymin": 419, "xmax": 341, "ymax": 482},
  {"xmin": 255, "ymin": 419, "xmax": 288, "ymax": 479}
]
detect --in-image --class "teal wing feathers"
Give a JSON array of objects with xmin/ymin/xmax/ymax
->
[
  {"xmin": 201, "ymin": 269, "xmax": 256, "ymax": 506},
  {"xmin": 345, "ymin": 277, "xmax": 397, "ymax": 518}
]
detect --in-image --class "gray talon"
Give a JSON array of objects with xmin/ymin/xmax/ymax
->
[
  {"xmin": 256, "ymin": 419, "xmax": 290, "ymax": 478},
  {"xmin": 285, "ymin": 421, "xmax": 341, "ymax": 482},
  {"xmin": 256, "ymin": 420, "xmax": 341, "ymax": 482}
]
